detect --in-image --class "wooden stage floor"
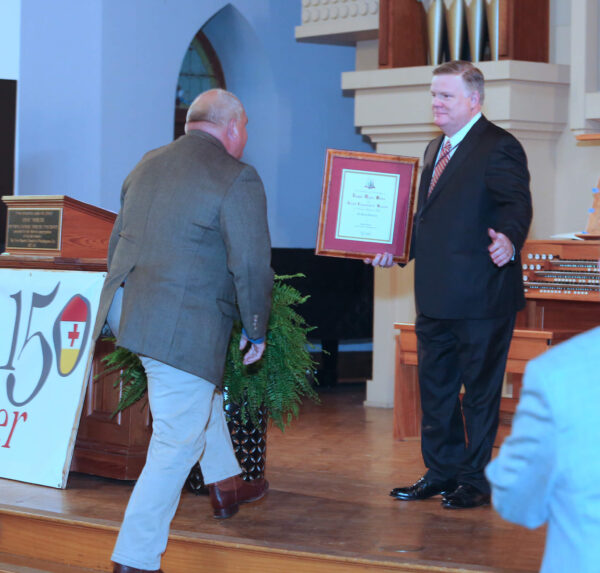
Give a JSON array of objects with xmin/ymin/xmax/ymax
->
[{"xmin": 0, "ymin": 384, "xmax": 545, "ymax": 572}]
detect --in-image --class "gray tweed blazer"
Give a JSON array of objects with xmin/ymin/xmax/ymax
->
[{"xmin": 92, "ymin": 130, "xmax": 273, "ymax": 386}]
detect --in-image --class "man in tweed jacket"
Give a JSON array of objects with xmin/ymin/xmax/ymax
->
[{"xmin": 94, "ymin": 89, "xmax": 273, "ymax": 573}]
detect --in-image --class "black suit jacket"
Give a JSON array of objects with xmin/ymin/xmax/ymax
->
[{"xmin": 410, "ymin": 115, "xmax": 532, "ymax": 319}]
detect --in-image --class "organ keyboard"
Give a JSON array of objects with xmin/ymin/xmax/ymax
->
[
  {"xmin": 518, "ymin": 239, "xmax": 600, "ymax": 343},
  {"xmin": 521, "ymin": 239, "xmax": 600, "ymax": 301}
]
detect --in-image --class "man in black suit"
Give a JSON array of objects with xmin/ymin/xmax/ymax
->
[{"xmin": 368, "ymin": 61, "xmax": 532, "ymax": 509}]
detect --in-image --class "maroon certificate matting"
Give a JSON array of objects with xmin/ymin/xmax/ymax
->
[{"xmin": 316, "ymin": 149, "xmax": 419, "ymax": 264}]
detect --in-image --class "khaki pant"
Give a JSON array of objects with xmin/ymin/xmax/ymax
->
[{"xmin": 108, "ymin": 288, "xmax": 241, "ymax": 570}]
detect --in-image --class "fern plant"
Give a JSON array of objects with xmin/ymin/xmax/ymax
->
[
  {"xmin": 224, "ymin": 274, "xmax": 319, "ymax": 430},
  {"xmin": 99, "ymin": 274, "xmax": 319, "ymax": 431}
]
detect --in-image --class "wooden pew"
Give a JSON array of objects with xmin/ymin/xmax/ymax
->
[{"xmin": 393, "ymin": 323, "xmax": 553, "ymax": 444}]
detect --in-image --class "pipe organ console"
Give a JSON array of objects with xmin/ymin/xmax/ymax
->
[
  {"xmin": 518, "ymin": 239, "xmax": 600, "ymax": 342},
  {"xmin": 522, "ymin": 240, "xmax": 600, "ymax": 301}
]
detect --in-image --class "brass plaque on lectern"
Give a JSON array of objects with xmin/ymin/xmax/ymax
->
[
  {"xmin": 6, "ymin": 207, "xmax": 62, "ymax": 251},
  {"xmin": 2, "ymin": 195, "xmax": 117, "ymax": 259}
]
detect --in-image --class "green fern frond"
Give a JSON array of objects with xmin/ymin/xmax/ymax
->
[{"xmin": 100, "ymin": 274, "xmax": 319, "ymax": 428}]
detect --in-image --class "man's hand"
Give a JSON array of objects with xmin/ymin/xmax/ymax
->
[
  {"xmin": 488, "ymin": 228, "xmax": 513, "ymax": 268},
  {"xmin": 239, "ymin": 332, "xmax": 266, "ymax": 365},
  {"xmin": 364, "ymin": 252, "xmax": 395, "ymax": 267}
]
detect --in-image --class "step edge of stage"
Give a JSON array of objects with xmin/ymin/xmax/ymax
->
[
  {"xmin": 0, "ymin": 551, "xmax": 105, "ymax": 573},
  {"xmin": 0, "ymin": 503, "xmax": 516, "ymax": 573},
  {"xmin": 0, "ymin": 503, "xmax": 118, "ymax": 531}
]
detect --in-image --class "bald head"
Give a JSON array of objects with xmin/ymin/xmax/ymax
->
[
  {"xmin": 186, "ymin": 89, "xmax": 245, "ymax": 130},
  {"xmin": 185, "ymin": 89, "xmax": 248, "ymax": 159}
]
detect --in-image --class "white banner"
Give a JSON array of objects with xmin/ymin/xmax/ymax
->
[{"xmin": 0, "ymin": 269, "xmax": 105, "ymax": 488}]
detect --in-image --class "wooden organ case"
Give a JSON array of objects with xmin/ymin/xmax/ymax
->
[{"xmin": 518, "ymin": 239, "xmax": 600, "ymax": 338}]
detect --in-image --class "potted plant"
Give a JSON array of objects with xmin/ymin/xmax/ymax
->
[{"xmin": 99, "ymin": 274, "xmax": 319, "ymax": 489}]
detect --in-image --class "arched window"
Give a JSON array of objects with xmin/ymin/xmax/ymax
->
[{"xmin": 174, "ymin": 30, "xmax": 225, "ymax": 138}]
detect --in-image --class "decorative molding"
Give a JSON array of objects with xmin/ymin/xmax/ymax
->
[
  {"xmin": 342, "ymin": 61, "xmax": 570, "ymax": 145},
  {"xmin": 295, "ymin": 0, "xmax": 379, "ymax": 45},
  {"xmin": 585, "ymin": 92, "xmax": 600, "ymax": 121}
]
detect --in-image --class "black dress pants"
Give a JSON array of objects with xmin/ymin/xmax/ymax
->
[{"xmin": 415, "ymin": 312, "xmax": 516, "ymax": 494}]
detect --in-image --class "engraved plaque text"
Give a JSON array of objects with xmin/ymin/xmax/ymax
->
[{"xmin": 6, "ymin": 208, "xmax": 62, "ymax": 251}]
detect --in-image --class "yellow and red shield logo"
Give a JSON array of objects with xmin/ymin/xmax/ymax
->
[{"xmin": 53, "ymin": 294, "xmax": 91, "ymax": 376}]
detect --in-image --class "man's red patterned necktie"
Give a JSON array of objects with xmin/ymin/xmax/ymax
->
[{"xmin": 428, "ymin": 139, "xmax": 452, "ymax": 198}]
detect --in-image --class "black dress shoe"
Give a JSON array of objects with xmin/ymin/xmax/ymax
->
[
  {"xmin": 390, "ymin": 476, "xmax": 457, "ymax": 501},
  {"xmin": 441, "ymin": 484, "xmax": 491, "ymax": 509}
]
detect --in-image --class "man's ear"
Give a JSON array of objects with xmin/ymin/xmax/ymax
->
[{"xmin": 227, "ymin": 118, "xmax": 239, "ymax": 140}]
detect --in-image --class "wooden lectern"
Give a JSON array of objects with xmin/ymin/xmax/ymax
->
[
  {"xmin": 2, "ymin": 195, "xmax": 115, "ymax": 268},
  {"xmin": 1, "ymin": 195, "xmax": 152, "ymax": 480}
]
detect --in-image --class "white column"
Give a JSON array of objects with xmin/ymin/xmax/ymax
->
[{"xmin": 570, "ymin": 0, "xmax": 600, "ymax": 132}]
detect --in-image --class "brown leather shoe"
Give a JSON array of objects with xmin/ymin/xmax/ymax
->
[
  {"xmin": 113, "ymin": 563, "xmax": 164, "ymax": 572},
  {"xmin": 208, "ymin": 475, "xmax": 268, "ymax": 519}
]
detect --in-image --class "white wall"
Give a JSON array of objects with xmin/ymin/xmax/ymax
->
[
  {"xmin": 203, "ymin": 5, "xmax": 281, "ymax": 245},
  {"xmin": 0, "ymin": 0, "xmax": 20, "ymax": 80},
  {"xmin": 553, "ymin": 0, "xmax": 600, "ymax": 236},
  {"xmin": 204, "ymin": 3, "xmax": 373, "ymax": 247},
  {"xmin": 16, "ymin": 0, "xmax": 372, "ymax": 248},
  {"xmin": 18, "ymin": 0, "xmax": 102, "ymax": 205}
]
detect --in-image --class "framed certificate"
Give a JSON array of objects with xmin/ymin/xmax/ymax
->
[{"xmin": 316, "ymin": 149, "xmax": 419, "ymax": 264}]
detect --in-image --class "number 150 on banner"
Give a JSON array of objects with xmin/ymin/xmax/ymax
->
[{"xmin": 0, "ymin": 269, "xmax": 105, "ymax": 488}]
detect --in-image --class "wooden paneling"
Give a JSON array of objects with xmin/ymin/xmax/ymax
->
[
  {"xmin": 71, "ymin": 338, "xmax": 152, "ymax": 480},
  {"xmin": 500, "ymin": 0, "xmax": 549, "ymax": 62},
  {"xmin": 379, "ymin": 0, "xmax": 428, "ymax": 68},
  {"xmin": 0, "ymin": 257, "xmax": 108, "ymax": 271},
  {"xmin": 393, "ymin": 328, "xmax": 421, "ymax": 440},
  {"xmin": 504, "ymin": 329, "xmax": 555, "ymax": 374}
]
